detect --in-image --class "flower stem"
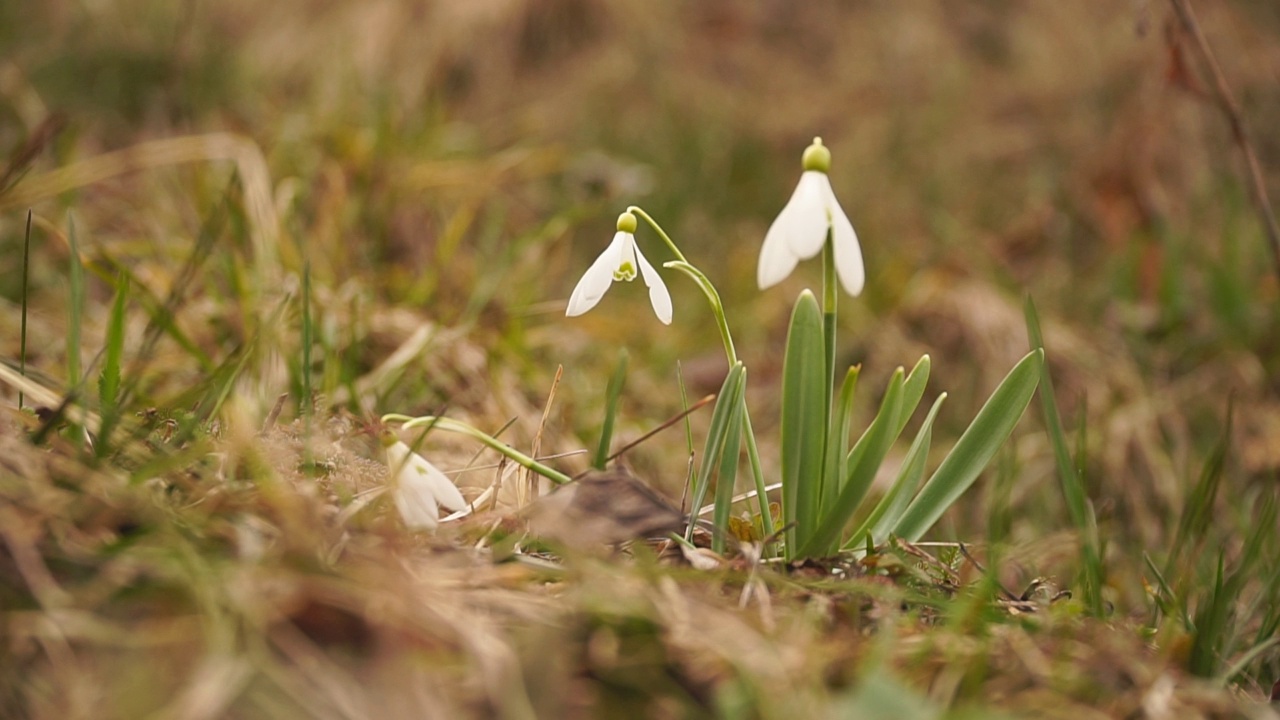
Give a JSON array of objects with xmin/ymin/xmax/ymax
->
[
  {"xmin": 663, "ymin": 261, "xmax": 738, "ymax": 365},
  {"xmin": 626, "ymin": 207, "xmax": 778, "ymax": 541},
  {"xmin": 821, "ymin": 233, "xmax": 838, "ymax": 518},
  {"xmin": 383, "ymin": 414, "xmax": 573, "ymax": 485},
  {"xmin": 628, "ymin": 205, "xmax": 689, "ymax": 264}
]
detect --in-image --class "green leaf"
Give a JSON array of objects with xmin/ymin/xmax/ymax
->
[
  {"xmin": 896, "ymin": 355, "xmax": 930, "ymax": 438},
  {"xmin": 800, "ymin": 368, "xmax": 905, "ymax": 558},
  {"xmin": 686, "ymin": 362, "xmax": 745, "ymax": 542},
  {"xmin": 712, "ymin": 371, "xmax": 746, "ymax": 554},
  {"xmin": 780, "ymin": 290, "xmax": 827, "ymax": 558},
  {"xmin": 847, "ymin": 393, "xmax": 947, "ymax": 549},
  {"xmin": 837, "ymin": 354, "xmax": 928, "ymax": 500},
  {"xmin": 594, "ymin": 349, "xmax": 629, "ymax": 469},
  {"xmin": 823, "ymin": 366, "xmax": 860, "ymax": 516},
  {"xmin": 893, "ymin": 349, "xmax": 1042, "ymax": 542}
]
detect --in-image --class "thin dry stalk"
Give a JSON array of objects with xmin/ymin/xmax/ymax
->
[{"xmin": 1168, "ymin": 0, "xmax": 1280, "ymax": 282}]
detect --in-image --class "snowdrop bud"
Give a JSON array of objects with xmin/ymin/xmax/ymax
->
[
  {"xmin": 616, "ymin": 211, "xmax": 638, "ymax": 234},
  {"xmin": 802, "ymin": 137, "xmax": 831, "ymax": 173}
]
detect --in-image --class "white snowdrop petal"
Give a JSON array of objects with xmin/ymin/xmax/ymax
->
[
  {"xmin": 784, "ymin": 171, "xmax": 833, "ymax": 259},
  {"xmin": 566, "ymin": 232, "xmax": 628, "ymax": 317},
  {"xmin": 394, "ymin": 474, "xmax": 441, "ymax": 530},
  {"xmin": 418, "ymin": 461, "xmax": 468, "ymax": 512},
  {"xmin": 757, "ymin": 220, "xmax": 801, "ymax": 289},
  {"xmin": 634, "ymin": 246, "xmax": 673, "ymax": 325},
  {"xmin": 829, "ymin": 197, "xmax": 865, "ymax": 296}
]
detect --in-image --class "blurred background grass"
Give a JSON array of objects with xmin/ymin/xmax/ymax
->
[{"xmin": 2, "ymin": 0, "xmax": 1279, "ymax": 716}]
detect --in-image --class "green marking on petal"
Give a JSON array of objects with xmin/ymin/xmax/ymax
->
[{"xmin": 613, "ymin": 261, "xmax": 637, "ymax": 281}]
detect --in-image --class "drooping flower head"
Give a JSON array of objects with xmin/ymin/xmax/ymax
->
[
  {"xmin": 757, "ymin": 137, "xmax": 864, "ymax": 296},
  {"xmin": 566, "ymin": 211, "xmax": 673, "ymax": 324},
  {"xmin": 380, "ymin": 430, "xmax": 468, "ymax": 531}
]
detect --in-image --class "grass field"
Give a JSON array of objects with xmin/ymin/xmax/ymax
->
[{"xmin": 3, "ymin": 1, "xmax": 1280, "ymax": 717}]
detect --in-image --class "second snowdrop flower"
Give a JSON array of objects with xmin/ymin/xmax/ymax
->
[
  {"xmin": 566, "ymin": 211, "xmax": 673, "ymax": 324},
  {"xmin": 757, "ymin": 137, "xmax": 865, "ymax": 296},
  {"xmin": 381, "ymin": 431, "xmax": 468, "ymax": 531}
]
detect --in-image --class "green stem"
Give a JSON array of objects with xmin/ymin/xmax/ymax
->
[
  {"xmin": 627, "ymin": 207, "xmax": 775, "ymax": 544},
  {"xmin": 663, "ymin": 261, "xmax": 738, "ymax": 365},
  {"xmin": 386, "ymin": 414, "xmax": 573, "ymax": 485},
  {"xmin": 820, "ymin": 233, "xmax": 838, "ymax": 519},
  {"xmin": 628, "ymin": 205, "xmax": 689, "ymax": 264},
  {"xmin": 741, "ymin": 406, "xmax": 775, "ymax": 540},
  {"xmin": 822, "ymin": 233, "xmax": 838, "ymax": 385}
]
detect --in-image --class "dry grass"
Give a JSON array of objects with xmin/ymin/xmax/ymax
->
[{"xmin": 2, "ymin": 1, "xmax": 1280, "ymax": 717}]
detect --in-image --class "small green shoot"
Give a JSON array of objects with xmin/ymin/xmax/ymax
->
[{"xmin": 594, "ymin": 349, "xmax": 629, "ymax": 469}]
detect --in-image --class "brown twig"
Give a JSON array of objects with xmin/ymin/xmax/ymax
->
[
  {"xmin": 606, "ymin": 393, "xmax": 717, "ymax": 463},
  {"xmin": 1168, "ymin": 0, "xmax": 1280, "ymax": 282}
]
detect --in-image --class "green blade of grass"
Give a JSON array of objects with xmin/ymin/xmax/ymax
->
[
  {"xmin": 800, "ymin": 368, "xmax": 905, "ymax": 558},
  {"xmin": 67, "ymin": 214, "xmax": 84, "ymax": 395},
  {"xmin": 1163, "ymin": 398, "xmax": 1233, "ymax": 584},
  {"xmin": 19, "ymin": 210, "xmax": 32, "ymax": 410},
  {"xmin": 893, "ymin": 349, "xmax": 1041, "ymax": 543},
  {"xmin": 301, "ymin": 259, "xmax": 313, "ymax": 417},
  {"xmin": 1024, "ymin": 296, "xmax": 1104, "ymax": 615},
  {"xmin": 780, "ymin": 290, "xmax": 827, "ymax": 558},
  {"xmin": 594, "ymin": 349, "xmax": 630, "ymax": 470},
  {"xmin": 95, "ymin": 272, "xmax": 129, "ymax": 454},
  {"xmin": 1189, "ymin": 553, "xmax": 1230, "ymax": 678}
]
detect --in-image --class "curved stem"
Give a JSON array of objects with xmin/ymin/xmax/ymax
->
[
  {"xmin": 663, "ymin": 261, "xmax": 738, "ymax": 365},
  {"xmin": 625, "ymin": 207, "xmax": 774, "ymax": 546},
  {"xmin": 386, "ymin": 414, "xmax": 573, "ymax": 485},
  {"xmin": 628, "ymin": 206, "xmax": 689, "ymax": 264}
]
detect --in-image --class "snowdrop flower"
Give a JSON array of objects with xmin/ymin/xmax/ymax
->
[
  {"xmin": 381, "ymin": 431, "xmax": 468, "ymax": 531},
  {"xmin": 566, "ymin": 211, "xmax": 673, "ymax": 324},
  {"xmin": 757, "ymin": 137, "xmax": 864, "ymax": 296}
]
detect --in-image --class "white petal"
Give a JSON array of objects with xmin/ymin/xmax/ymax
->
[
  {"xmin": 781, "ymin": 171, "xmax": 832, "ymax": 259},
  {"xmin": 757, "ymin": 220, "xmax": 801, "ymax": 289},
  {"xmin": 426, "ymin": 468, "xmax": 468, "ymax": 512},
  {"xmin": 828, "ymin": 196, "xmax": 865, "ymax": 296},
  {"xmin": 634, "ymin": 245, "xmax": 673, "ymax": 324},
  {"xmin": 386, "ymin": 441, "xmax": 468, "ymax": 530},
  {"xmin": 566, "ymin": 232, "xmax": 628, "ymax": 317},
  {"xmin": 394, "ymin": 475, "xmax": 441, "ymax": 530}
]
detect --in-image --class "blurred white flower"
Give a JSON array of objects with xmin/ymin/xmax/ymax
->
[
  {"xmin": 383, "ymin": 435, "xmax": 467, "ymax": 531},
  {"xmin": 757, "ymin": 137, "xmax": 864, "ymax": 296},
  {"xmin": 566, "ymin": 211, "xmax": 673, "ymax": 324}
]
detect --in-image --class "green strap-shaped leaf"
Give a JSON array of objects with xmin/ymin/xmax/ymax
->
[
  {"xmin": 893, "ymin": 349, "xmax": 1042, "ymax": 542},
  {"xmin": 780, "ymin": 290, "xmax": 827, "ymax": 557},
  {"xmin": 846, "ymin": 393, "xmax": 947, "ymax": 549},
  {"xmin": 895, "ymin": 355, "xmax": 931, "ymax": 439},
  {"xmin": 712, "ymin": 370, "xmax": 746, "ymax": 553},
  {"xmin": 837, "ymin": 355, "xmax": 927, "ymax": 500},
  {"xmin": 823, "ymin": 366, "xmax": 860, "ymax": 515},
  {"xmin": 687, "ymin": 362, "xmax": 746, "ymax": 542},
  {"xmin": 799, "ymin": 368, "xmax": 905, "ymax": 558}
]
